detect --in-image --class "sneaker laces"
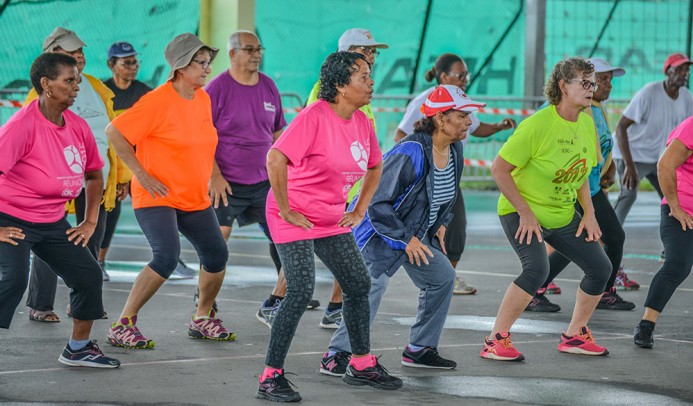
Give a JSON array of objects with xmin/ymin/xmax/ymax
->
[
  {"xmin": 578, "ymin": 327, "xmax": 596, "ymax": 343},
  {"xmin": 491, "ymin": 335, "xmax": 514, "ymax": 349},
  {"xmin": 373, "ymin": 355, "xmax": 393, "ymax": 375},
  {"xmin": 273, "ymin": 372, "xmax": 298, "ymax": 389}
]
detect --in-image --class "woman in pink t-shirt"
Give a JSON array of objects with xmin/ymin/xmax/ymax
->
[
  {"xmin": 0, "ymin": 53, "xmax": 119, "ymax": 368},
  {"xmin": 257, "ymin": 52, "xmax": 400, "ymax": 402},
  {"xmin": 634, "ymin": 116, "xmax": 693, "ymax": 349}
]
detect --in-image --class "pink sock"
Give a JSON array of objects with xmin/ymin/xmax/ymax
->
[
  {"xmin": 260, "ymin": 367, "xmax": 282, "ymax": 382},
  {"xmin": 349, "ymin": 354, "xmax": 376, "ymax": 370}
]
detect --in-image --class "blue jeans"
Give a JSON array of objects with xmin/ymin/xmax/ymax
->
[{"xmin": 328, "ymin": 236, "xmax": 456, "ymax": 352}]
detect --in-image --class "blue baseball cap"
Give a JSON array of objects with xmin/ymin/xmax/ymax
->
[{"xmin": 108, "ymin": 42, "xmax": 138, "ymax": 58}]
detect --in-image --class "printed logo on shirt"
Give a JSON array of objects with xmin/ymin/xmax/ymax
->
[
  {"xmin": 552, "ymin": 154, "xmax": 589, "ymax": 185},
  {"xmin": 350, "ymin": 141, "xmax": 369, "ymax": 171},
  {"xmin": 263, "ymin": 102, "xmax": 276, "ymax": 113},
  {"xmin": 63, "ymin": 145, "xmax": 84, "ymax": 174},
  {"xmin": 73, "ymin": 106, "xmax": 105, "ymax": 119}
]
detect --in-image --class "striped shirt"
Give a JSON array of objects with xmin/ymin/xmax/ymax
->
[{"xmin": 429, "ymin": 150, "xmax": 456, "ymax": 227}]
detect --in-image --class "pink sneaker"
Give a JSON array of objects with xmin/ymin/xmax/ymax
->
[
  {"xmin": 557, "ymin": 326, "xmax": 609, "ymax": 356},
  {"xmin": 188, "ymin": 308, "xmax": 236, "ymax": 341},
  {"xmin": 614, "ymin": 267, "xmax": 640, "ymax": 291},
  {"xmin": 107, "ymin": 315, "xmax": 155, "ymax": 349},
  {"xmin": 480, "ymin": 332, "xmax": 525, "ymax": 361},
  {"xmin": 546, "ymin": 281, "xmax": 561, "ymax": 294}
]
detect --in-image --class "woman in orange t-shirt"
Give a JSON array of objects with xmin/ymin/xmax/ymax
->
[{"xmin": 104, "ymin": 34, "xmax": 233, "ymax": 349}]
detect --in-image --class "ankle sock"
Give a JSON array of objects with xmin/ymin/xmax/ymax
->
[
  {"xmin": 268, "ymin": 295, "xmax": 284, "ymax": 306},
  {"xmin": 325, "ymin": 350, "xmax": 337, "ymax": 358},
  {"xmin": 639, "ymin": 319, "xmax": 655, "ymax": 327},
  {"xmin": 68, "ymin": 338, "xmax": 90, "ymax": 351},
  {"xmin": 407, "ymin": 344, "xmax": 425, "ymax": 352},
  {"xmin": 327, "ymin": 302, "xmax": 342, "ymax": 312},
  {"xmin": 261, "ymin": 367, "xmax": 282, "ymax": 382},
  {"xmin": 349, "ymin": 354, "xmax": 376, "ymax": 370}
]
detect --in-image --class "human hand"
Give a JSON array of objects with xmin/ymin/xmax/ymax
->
[
  {"xmin": 338, "ymin": 210, "xmax": 364, "ymax": 228},
  {"xmin": 209, "ymin": 173, "xmax": 232, "ymax": 208},
  {"xmin": 66, "ymin": 220, "xmax": 96, "ymax": 247},
  {"xmin": 280, "ymin": 210, "xmax": 314, "ymax": 231},
  {"xmin": 405, "ymin": 236, "xmax": 434, "ymax": 266},
  {"xmin": 0, "ymin": 226, "xmax": 25, "ymax": 246}
]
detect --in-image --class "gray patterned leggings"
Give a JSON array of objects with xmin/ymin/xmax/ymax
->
[{"xmin": 265, "ymin": 233, "xmax": 371, "ymax": 368}]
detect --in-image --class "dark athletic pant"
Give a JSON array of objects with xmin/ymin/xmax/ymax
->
[
  {"xmin": 265, "ymin": 233, "xmax": 371, "ymax": 368},
  {"xmin": 100, "ymin": 198, "xmax": 122, "ymax": 250},
  {"xmin": 26, "ymin": 189, "xmax": 107, "ymax": 312},
  {"xmin": 644, "ymin": 205, "xmax": 693, "ymax": 312},
  {"xmin": 543, "ymin": 191, "xmax": 625, "ymax": 292},
  {"xmin": 0, "ymin": 212, "xmax": 103, "ymax": 328},
  {"xmin": 445, "ymin": 187, "xmax": 466, "ymax": 263},
  {"xmin": 499, "ymin": 212, "xmax": 611, "ymax": 296}
]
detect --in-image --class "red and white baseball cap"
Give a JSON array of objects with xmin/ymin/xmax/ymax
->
[
  {"xmin": 420, "ymin": 85, "xmax": 486, "ymax": 117},
  {"xmin": 663, "ymin": 53, "xmax": 692, "ymax": 74}
]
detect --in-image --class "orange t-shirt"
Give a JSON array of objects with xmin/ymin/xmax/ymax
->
[{"xmin": 111, "ymin": 82, "xmax": 217, "ymax": 211}]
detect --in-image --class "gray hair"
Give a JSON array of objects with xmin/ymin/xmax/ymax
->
[{"xmin": 227, "ymin": 30, "xmax": 257, "ymax": 52}]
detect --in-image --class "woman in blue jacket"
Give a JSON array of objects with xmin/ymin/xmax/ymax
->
[{"xmin": 320, "ymin": 85, "xmax": 485, "ymax": 374}]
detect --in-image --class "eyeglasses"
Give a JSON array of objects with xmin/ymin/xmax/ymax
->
[
  {"xmin": 237, "ymin": 46, "xmax": 265, "ymax": 55},
  {"xmin": 450, "ymin": 71, "xmax": 471, "ymax": 81},
  {"xmin": 356, "ymin": 47, "xmax": 380, "ymax": 57},
  {"xmin": 118, "ymin": 60, "xmax": 140, "ymax": 68},
  {"xmin": 191, "ymin": 59, "xmax": 212, "ymax": 69},
  {"xmin": 567, "ymin": 79, "xmax": 599, "ymax": 91}
]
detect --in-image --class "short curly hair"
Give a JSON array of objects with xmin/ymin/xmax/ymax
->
[
  {"xmin": 318, "ymin": 52, "xmax": 368, "ymax": 103},
  {"xmin": 30, "ymin": 53, "xmax": 77, "ymax": 95},
  {"xmin": 544, "ymin": 57, "xmax": 595, "ymax": 105}
]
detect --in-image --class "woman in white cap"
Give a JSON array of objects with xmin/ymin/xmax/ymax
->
[
  {"xmin": 257, "ymin": 51, "xmax": 398, "ymax": 403},
  {"xmin": 105, "ymin": 33, "xmax": 232, "ymax": 349},
  {"xmin": 482, "ymin": 57, "xmax": 611, "ymax": 361},
  {"xmin": 320, "ymin": 85, "xmax": 484, "ymax": 378}
]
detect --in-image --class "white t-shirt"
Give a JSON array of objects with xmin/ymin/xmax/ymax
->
[
  {"xmin": 612, "ymin": 81, "xmax": 693, "ymax": 163},
  {"xmin": 70, "ymin": 74, "xmax": 111, "ymax": 180},
  {"xmin": 397, "ymin": 86, "xmax": 480, "ymax": 145}
]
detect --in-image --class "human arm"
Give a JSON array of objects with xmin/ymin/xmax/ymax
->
[
  {"xmin": 209, "ymin": 160, "xmax": 232, "ymax": 208},
  {"xmin": 491, "ymin": 156, "xmax": 542, "ymax": 244},
  {"xmin": 600, "ymin": 159, "xmax": 616, "ymax": 190},
  {"xmin": 658, "ymin": 139, "xmax": 693, "ymax": 230},
  {"xmin": 471, "ymin": 118, "xmax": 517, "ymax": 138},
  {"xmin": 66, "ymin": 169, "xmax": 104, "ymax": 246},
  {"xmin": 272, "ymin": 129, "xmax": 284, "ymax": 143},
  {"xmin": 615, "ymin": 116, "xmax": 638, "ymax": 189},
  {"xmin": 266, "ymin": 149, "xmax": 313, "ymax": 230},
  {"xmin": 105, "ymin": 123, "xmax": 169, "ymax": 199},
  {"xmin": 394, "ymin": 128, "xmax": 408, "ymax": 142},
  {"xmin": 339, "ymin": 161, "xmax": 382, "ymax": 228}
]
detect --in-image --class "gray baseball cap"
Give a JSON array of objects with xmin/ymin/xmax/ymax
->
[
  {"xmin": 337, "ymin": 28, "xmax": 388, "ymax": 52},
  {"xmin": 165, "ymin": 33, "xmax": 219, "ymax": 81},
  {"xmin": 43, "ymin": 27, "xmax": 86, "ymax": 53}
]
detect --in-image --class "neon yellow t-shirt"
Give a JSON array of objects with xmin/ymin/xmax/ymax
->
[
  {"xmin": 306, "ymin": 80, "xmax": 376, "ymax": 203},
  {"xmin": 497, "ymin": 104, "xmax": 597, "ymax": 229}
]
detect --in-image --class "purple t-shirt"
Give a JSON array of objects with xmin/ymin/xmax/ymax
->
[{"xmin": 205, "ymin": 71, "xmax": 286, "ymax": 185}]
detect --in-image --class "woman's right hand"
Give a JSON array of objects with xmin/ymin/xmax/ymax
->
[
  {"xmin": 0, "ymin": 226, "xmax": 25, "ymax": 246},
  {"xmin": 280, "ymin": 210, "xmax": 314, "ymax": 230},
  {"xmin": 137, "ymin": 171, "xmax": 169, "ymax": 199},
  {"xmin": 515, "ymin": 210, "xmax": 543, "ymax": 244},
  {"xmin": 405, "ymin": 236, "xmax": 433, "ymax": 266},
  {"xmin": 669, "ymin": 205, "xmax": 693, "ymax": 231},
  {"xmin": 209, "ymin": 173, "xmax": 233, "ymax": 209}
]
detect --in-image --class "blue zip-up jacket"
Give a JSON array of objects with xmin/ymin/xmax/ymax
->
[{"xmin": 349, "ymin": 132, "xmax": 464, "ymax": 278}]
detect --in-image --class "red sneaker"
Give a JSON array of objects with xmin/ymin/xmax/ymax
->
[
  {"xmin": 557, "ymin": 326, "xmax": 609, "ymax": 356},
  {"xmin": 480, "ymin": 332, "xmax": 525, "ymax": 361},
  {"xmin": 546, "ymin": 281, "xmax": 561, "ymax": 294},
  {"xmin": 614, "ymin": 267, "xmax": 640, "ymax": 291}
]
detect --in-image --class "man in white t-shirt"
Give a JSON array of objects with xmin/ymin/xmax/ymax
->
[{"xmin": 612, "ymin": 52, "xmax": 693, "ymax": 224}]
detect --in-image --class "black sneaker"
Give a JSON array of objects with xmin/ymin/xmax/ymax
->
[
  {"xmin": 306, "ymin": 299, "xmax": 320, "ymax": 310},
  {"xmin": 342, "ymin": 356, "xmax": 403, "ymax": 390},
  {"xmin": 597, "ymin": 288, "xmax": 635, "ymax": 310},
  {"xmin": 634, "ymin": 321, "xmax": 655, "ymax": 349},
  {"xmin": 58, "ymin": 340, "xmax": 120, "ymax": 368},
  {"xmin": 525, "ymin": 294, "xmax": 561, "ymax": 312},
  {"xmin": 320, "ymin": 351, "xmax": 351, "ymax": 376},
  {"xmin": 401, "ymin": 346, "xmax": 456, "ymax": 369},
  {"xmin": 257, "ymin": 370, "xmax": 301, "ymax": 402}
]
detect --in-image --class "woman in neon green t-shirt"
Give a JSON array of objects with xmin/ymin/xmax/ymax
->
[{"xmin": 481, "ymin": 57, "xmax": 612, "ymax": 362}]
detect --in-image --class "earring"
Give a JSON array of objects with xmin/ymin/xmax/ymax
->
[
  {"xmin": 47, "ymin": 91, "xmax": 52, "ymax": 98},
  {"xmin": 341, "ymin": 91, "xmax": 346, "ymax": 97}
]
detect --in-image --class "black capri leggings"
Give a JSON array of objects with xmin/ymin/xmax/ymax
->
[
  {"xmin": 0, "ymin": 212, "xmax": 104, "ymax": 328},
  {"xmin": 644, "ymin": 205, "xmax": 693, "ymax": 312},
  {"xmin": 499, "ymin": 212, "xmax": 611, "ymax": 296},
  {"xmin": 134, "ymin": 206, "xmax": 229, "ymax": 278},
  {"xmin": 445, "ymin": 187, "xmax": 467, "ymax": 262}
]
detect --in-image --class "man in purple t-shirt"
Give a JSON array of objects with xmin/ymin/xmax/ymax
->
[{"xmin": 204, "ymin": 30, "xmax": 286, "ymax": 312}]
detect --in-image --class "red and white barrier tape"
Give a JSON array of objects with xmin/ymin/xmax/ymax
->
[
  {"xmin": 464, "ymin": 158, "xmax": 493, "ymax": 168},
  {"xmin": 0, "ymin": 99, "xmax": 22, "ymax": 108}
]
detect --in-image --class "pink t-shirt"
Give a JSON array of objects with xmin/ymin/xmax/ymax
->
[
  {"xmin": 663, "ymin": 116, "xmax": 693, "ymax": 216},
  {"xmin": 266, "ymin": 100, "xmax": 382, "ymax": 243},
  {"xmin": 0, "ymin": 100, "xmax": 104, "ymax": 223}
]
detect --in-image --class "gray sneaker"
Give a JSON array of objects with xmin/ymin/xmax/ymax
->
[
  {"xmin": 319, "ymin": 308, "xmax": 342, "ymax": 329},
  {"xmin": 256, "ymin": 299, "xmax": 281, "ymax": 328},
  {"xmin": 172, "ymin": 259, "xmax": 196, "ymax": 279}
]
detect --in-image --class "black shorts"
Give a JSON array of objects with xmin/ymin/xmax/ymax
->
[{"xmin": 214, "ymin": 180, "xmax": 270, "ymax": 228}]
